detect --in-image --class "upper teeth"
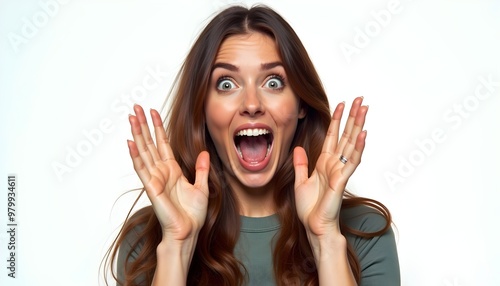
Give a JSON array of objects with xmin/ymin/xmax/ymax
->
[{"xmin": 236, "ymin": 128, "xmax": 270, "ymax": 136}]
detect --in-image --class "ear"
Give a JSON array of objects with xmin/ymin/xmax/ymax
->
[{"xmin": 298, "ymin": 106, "xmax": 307, "ymax": 119}]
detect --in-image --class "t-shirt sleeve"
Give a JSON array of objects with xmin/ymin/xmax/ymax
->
[
  {"xmin": 116, "ymin": 224, "xmax": 147, "ymax": 286},
  {"xmin": 341, "ymin": 206, "xmax": 401, "ymax": 286}
]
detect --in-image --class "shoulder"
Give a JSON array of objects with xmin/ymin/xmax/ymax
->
[
  {"xmin": 120, "ymin": 206, "xmax": 154, "ymax": 251},
  {"xmin": 340, "ymin": 204, "xmax": 400, "ymax": 285},
  {"xmin": 116, "ymin": 207, "xmax": 155, "ymax": 285},
  {"xmin": 121, "ymin": 223, "xmax": 146, "ymax": 250},
  {"xmin": 340, "ymin": 204, "xmax": 389, "ymax": 234},
  {"xmin": 117, "ymin": 212, "xmax": 148, "ymax": 266}
]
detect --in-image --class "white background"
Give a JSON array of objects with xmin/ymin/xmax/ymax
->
[{"xmin": 1, "ymin": 0, "xmax": 499, "ymax": 285}]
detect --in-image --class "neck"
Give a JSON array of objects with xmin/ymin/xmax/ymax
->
[{"xmin": 225, "ymin": 176, "xmax": 276, "ymax": 217}]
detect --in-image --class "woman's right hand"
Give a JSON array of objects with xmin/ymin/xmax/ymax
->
[{"xmin": 127, "ymin": 104, "xmax": 210, "ymax": 243}]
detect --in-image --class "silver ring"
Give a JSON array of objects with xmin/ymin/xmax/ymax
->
[{"xmin": 339, "ymin": 155, "xmax": 348, "ymax": 164}]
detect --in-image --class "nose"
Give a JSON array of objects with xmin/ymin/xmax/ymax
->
[{"xmin": 239, "ymin": 86, "xmax": 264, "ymax": 117}]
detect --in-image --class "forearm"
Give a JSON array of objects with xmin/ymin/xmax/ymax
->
[
  {"xmin": 152, "ymin": 237, "xmax": 198, "ymax": 286},
  {"xmin": 310, "ymin": 234, "xmax": 357, "ymax": 286}
]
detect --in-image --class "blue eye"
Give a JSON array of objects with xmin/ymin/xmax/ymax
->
[
  {"xmin": 217, "ymin": 78, "xmax": 236, "ymax": 91},
  {"xmin": 264, "ymin": 75, "xmax": 285, "ymax": 90}
]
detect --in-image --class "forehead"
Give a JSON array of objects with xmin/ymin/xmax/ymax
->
[{"xmin": 214, "ymin": 32, "xmax": 281, "ymax": 64}]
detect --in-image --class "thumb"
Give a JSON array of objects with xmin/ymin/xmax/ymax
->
[
  {"xmin": 293, "ymin": 146, "xmax": 309, "ymax": 189},
  {"xmin": 194, "ymin": 151, "xmax": 210, "ymax": 196}
]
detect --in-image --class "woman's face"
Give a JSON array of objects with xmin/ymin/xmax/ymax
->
[{"xmin": 205, "ymin": 32, "xmax": 305, "ymax": 189}]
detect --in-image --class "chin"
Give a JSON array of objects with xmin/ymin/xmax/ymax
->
[{"xmin": 231, "ymin": 159, "xmax": 279, "ymax": 189}]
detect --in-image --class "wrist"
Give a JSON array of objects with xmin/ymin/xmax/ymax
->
[
  {"xmin": 308, "ymin": 232, "xmax": 347, "ymax": 264},
  {"xmin": 157, "ymin": 234, "xmax": 198, "ymax": 264},
  {"xmin": 155, "ymin": 235, "xmax": 199, "ymax": 280},
  {"xmin": 310, "ymin": 234, "xmax": 356, "ymax": 286}
]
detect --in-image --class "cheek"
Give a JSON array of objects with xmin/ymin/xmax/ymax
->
[
  {"xmin": 205, "ymin": 97, "xmax": 222, "ymax": 129},
  {"xmin": 205, "ymin": 94, "xmax": 238, "ymax": 128},
  {"xmin": 205, "ymin": 98, "xmax": 232, "ymax": 148},
  {"xmin": 270, "ymin": 98, "xmax": 301, "ymax": 126},
  {"xmin": 268, "ymin": 100, "xmax": 300, "ymax": 155}
]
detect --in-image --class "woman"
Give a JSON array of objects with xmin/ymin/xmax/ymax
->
[{"xmin": 103, "ymin": 5, "xmax": 400, "ymax": 286}]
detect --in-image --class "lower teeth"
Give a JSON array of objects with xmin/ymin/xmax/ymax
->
[{"xmin": 237, "ymin": 146, "xmax": 243, "ymax": 158}]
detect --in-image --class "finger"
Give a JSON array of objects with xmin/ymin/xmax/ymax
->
[
  {"xmin": 336, "ymin": 97, "xmax": 363, "ymax": 154},
  {"xmin": 193, "ymin": 151, "xmax": 210, "ymax": 196},
  {"xmin": 128, "ymin": 116, "xmax": 182, "ymax": 228},
  {"xmin": 134, "ymin": 104, "xmax": 161, "ymax": 163},
  {"xmin": 341, "ymin": 105, "xmax": 368, "ymax": 158},
  {"xmin": 293, "ymin": 146, "xmax": 309, "ymax": 188},
  {"xmin": 150, "ymin": 108, "xmax": 176, "ymax": 161},
  {"xmin": 129, "ymin": 114, "xmax": 156, "ymax": 169},
  {"xmin": 321, "ymin": 102, "xmax": 344, "ymax": 154},
  {"xmin": 342, "ymin": 130, "xmax": 367, "ymax": 177},
  {"xmin": 127, "ymin": 139, "xmax": 152, "ymax": 185}
]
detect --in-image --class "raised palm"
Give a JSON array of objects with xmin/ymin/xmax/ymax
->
[
  {"xmin": 294, "ymin": 97, "xmax": 367, "ymax": 237},
  {"xmin": 128, "ymin": 105, "xmax": 210, "ymax": 241}
]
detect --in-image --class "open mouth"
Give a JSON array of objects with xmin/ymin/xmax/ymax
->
[{"xmin": 234, "ymin": 128, "xmax": 274, "ymax": 164}]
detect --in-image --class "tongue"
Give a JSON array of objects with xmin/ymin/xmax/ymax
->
[{"xmin": 239, "ymin": 136, "xmax": 268, "ymax": 163}]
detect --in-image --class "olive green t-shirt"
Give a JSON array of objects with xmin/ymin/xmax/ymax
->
[{"xmin": 117, "ymin": 205, "xmax": 400, "ymax": 285}]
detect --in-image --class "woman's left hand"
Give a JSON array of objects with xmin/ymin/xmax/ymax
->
[{"xmin": 293, "ymin": 96, "xmax": 367, "ymax": 238}]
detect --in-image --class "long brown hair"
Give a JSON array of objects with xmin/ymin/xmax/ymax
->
[{"xmin": 102, "ymin": 5, "xmax": 392, "ymax": 286}]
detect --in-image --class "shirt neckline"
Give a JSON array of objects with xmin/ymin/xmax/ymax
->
[{"xmin": 240, "ymin": 213, "xmax": 281, "ymax": 233}]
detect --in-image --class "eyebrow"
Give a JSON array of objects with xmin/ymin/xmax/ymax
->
[
  {"xmin": 211, "ymin": 61, "xmax": 284, "ymax": 72},
  {"xmin": 212, "ymin": 62, "xmax": 239, "ymax": 72},
  {"xmin": 261, "ymin": 61, "xmax": 283, "ymax": 70}
]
